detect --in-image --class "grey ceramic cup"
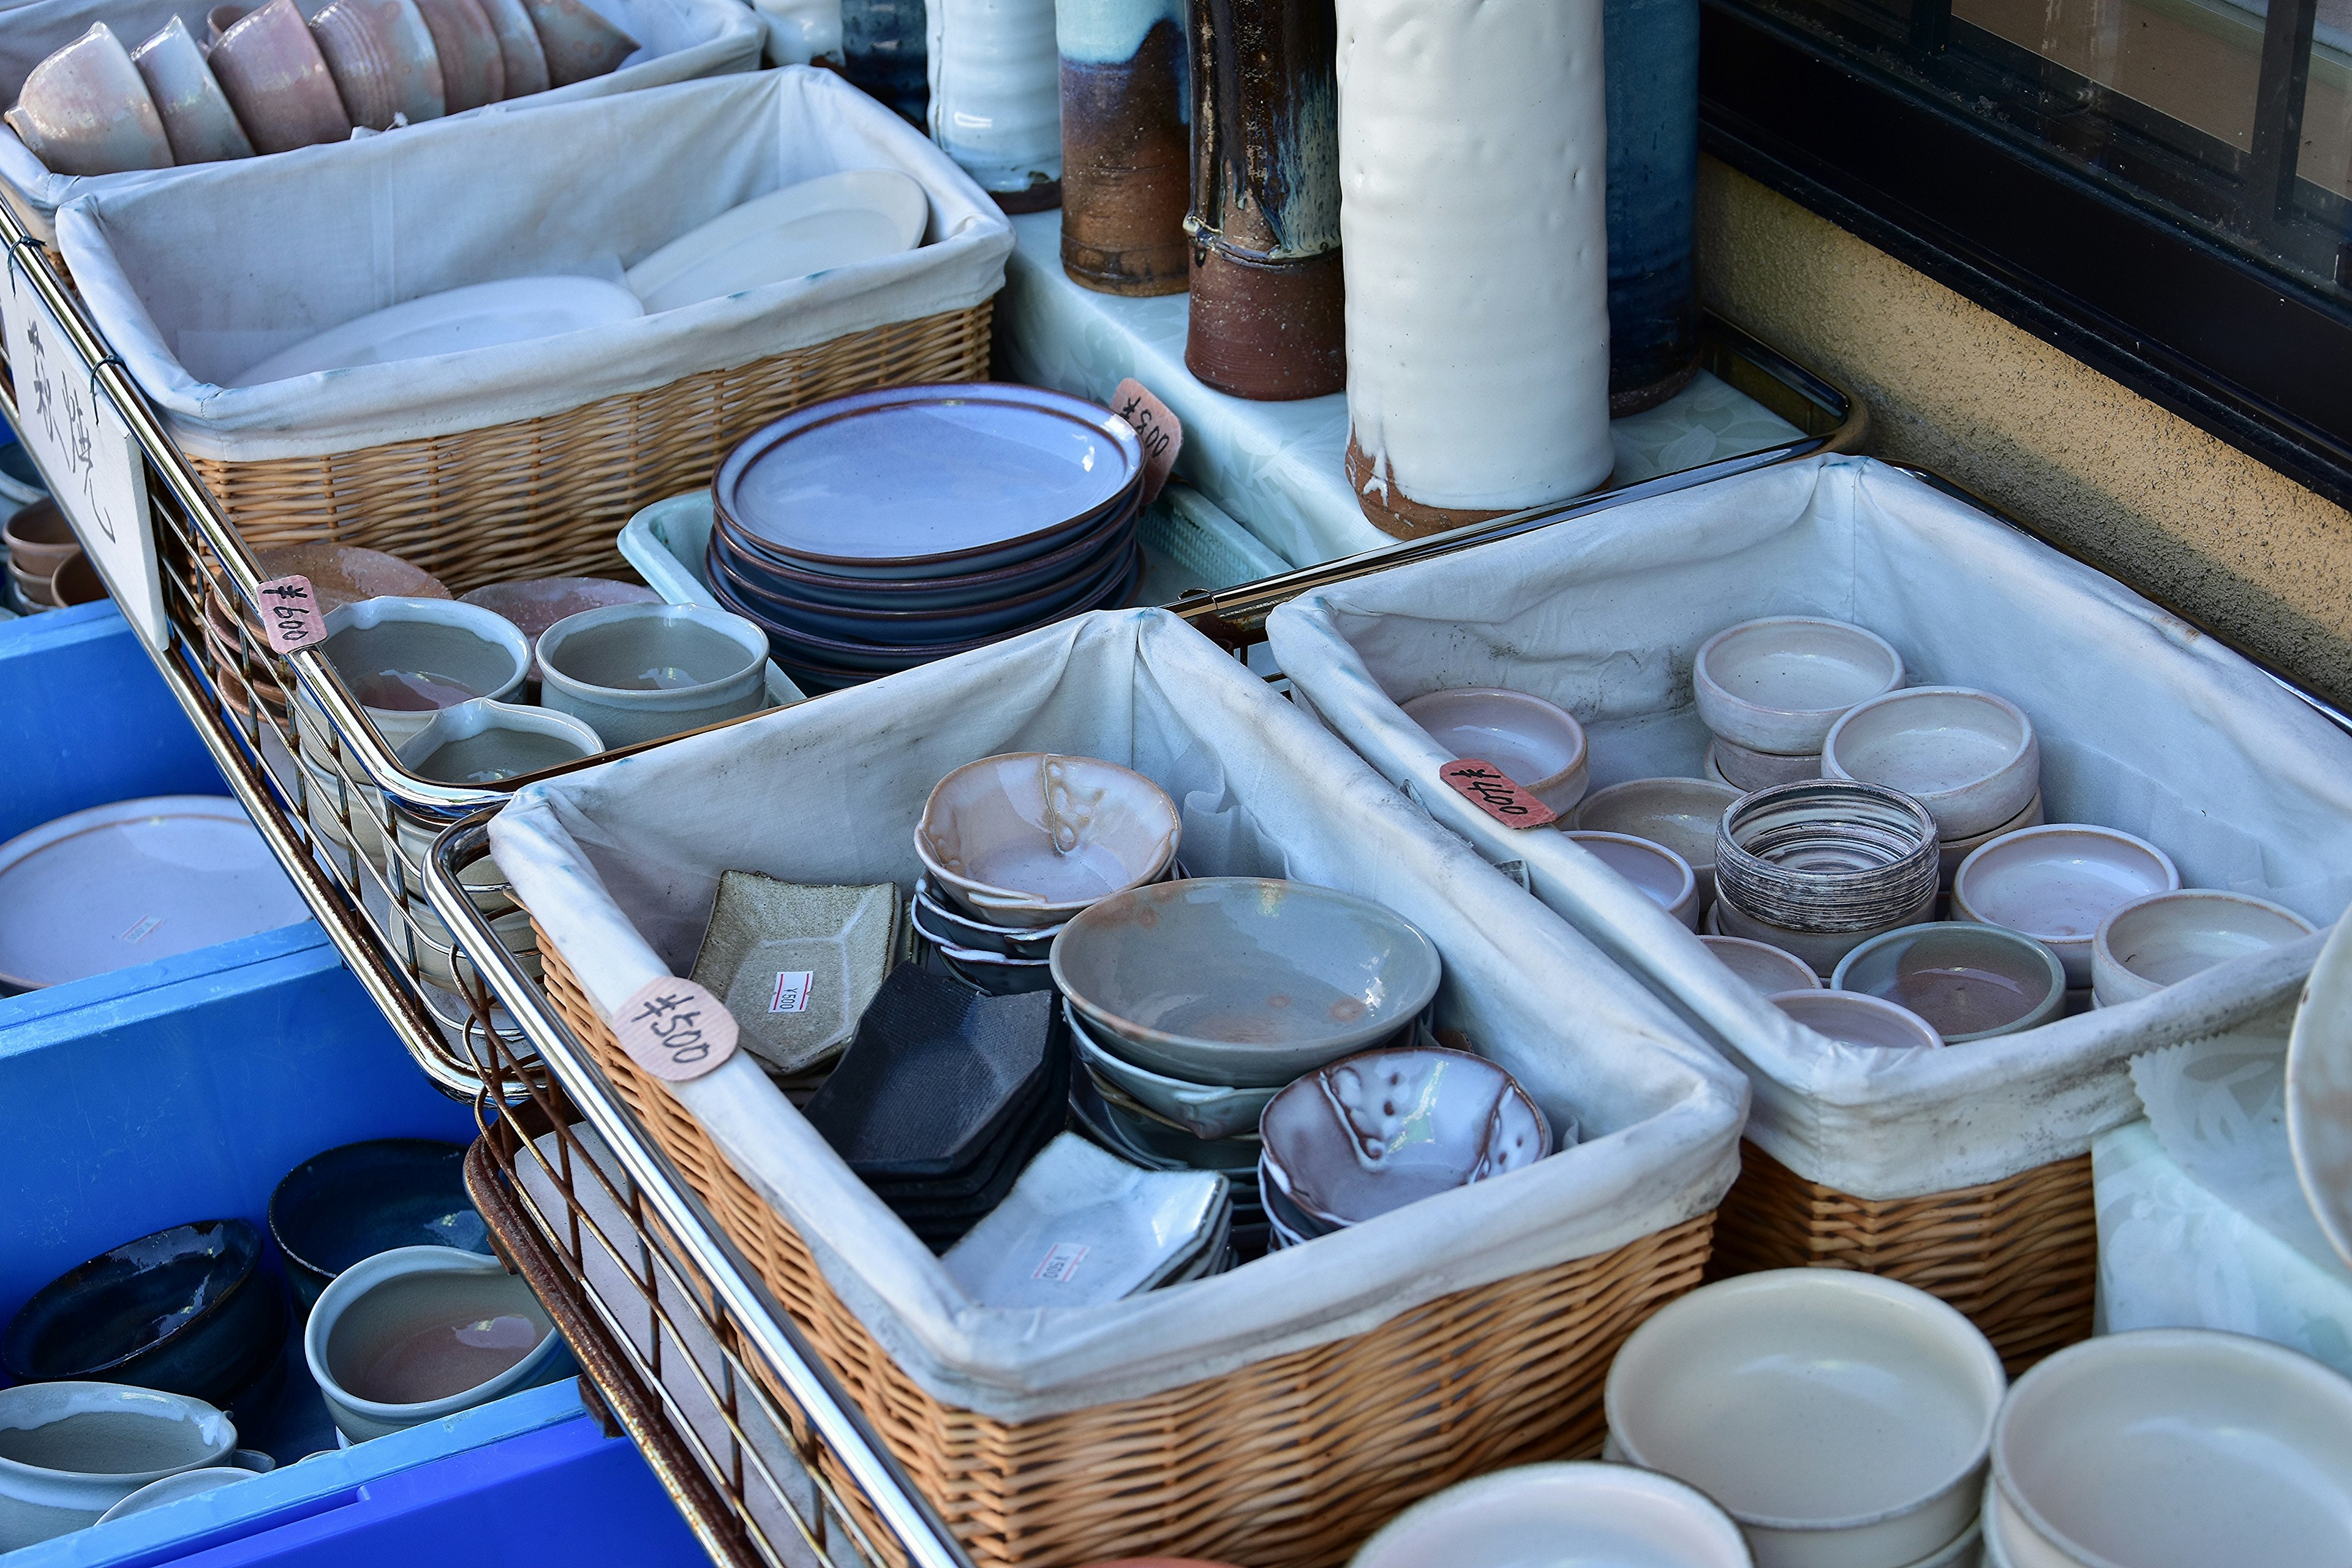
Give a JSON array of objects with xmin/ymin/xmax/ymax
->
[{"xmin": 535, "ymin": 603, "xmax": 769, "ymax": 748}]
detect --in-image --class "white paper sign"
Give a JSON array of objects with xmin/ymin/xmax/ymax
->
[{"xmin": 2, "ymin": 258, "xmax": 164, "ymax": 650}]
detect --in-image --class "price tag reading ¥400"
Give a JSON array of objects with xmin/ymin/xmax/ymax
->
[
  {"xmin": 613, "ymin": 977, "xmax": 739, "ymax": 1083},
  {"xmin": 1439, "ymin": 760, "xmax": 1559, "ymax": 829},
  {"xmin": 254, "ymin": 573, "xmax": 323, "ymax": 654},
  {"xmin": 1110, "ymin": 377, "xmax": 1182, "ymax": 506}
]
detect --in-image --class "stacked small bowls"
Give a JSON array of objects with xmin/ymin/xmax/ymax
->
[
  {"xmin": 1694, "ymin": 617, "xmax": 1904, "ymax": 790},
  {"xmin": 1822, "ymin": 687, "xmax": 2043, "ymax": 887},
  {"xmin": 1951, "ymin": 824, "xmax": 2180, "ymax": 989},
  {"xmin": 912, "ymin": 752, "xmax": 1182, "ymax": 993},
  {"xmin": 1712, "ymin": 780, "xmax": 1942, "ymax": 977},
  {"xmin": 706, "ymin": 384, "xmax": 1148, "ymax": 690},
  {"xmin": 1401, "ymin": 687, "xmax": 1591, "ymax": 814}
]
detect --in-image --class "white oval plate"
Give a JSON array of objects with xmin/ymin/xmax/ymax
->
[
  {"xmin": 626, "ymin": 168, "xmax": 929, "ymax": 315},
  {"xmin": 0, "ymin": 795, "xmax": 309, "ymax": 988},
  {"xmin": 2289, "ymin": 913, "xmax": 2352, "ymax": 1268},
  {"xmin": 230, "ymin": 276, "xmax": 644, "ymax": 386}
]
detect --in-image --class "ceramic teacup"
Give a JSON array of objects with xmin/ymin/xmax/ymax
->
[
  {"xmin": 536, "ymin": 603, "xmax": 769, "ymax": 747},
  {"xmin": 0, "ymin": 1382, "xmax": 236, "ymax": 1550},
  {"xmin": 295, "ymin": 597, "xmax": 531, "ymax": 766}
]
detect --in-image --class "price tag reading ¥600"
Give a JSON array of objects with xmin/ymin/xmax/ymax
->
[
  {"xmin": 1438, "ymin": 760, "xmax": 1559, "ymax": 829},
  {"xmin": 613, "ymin": 977, "xmax": 739, "ymax": 1083},
  {"xmin": 1110, "ymin": 377, "xmax": 1183, "ymax": 506},
  {"xmin": 254, "ymin": 574, "xmax": 324, "ymax": 653}
]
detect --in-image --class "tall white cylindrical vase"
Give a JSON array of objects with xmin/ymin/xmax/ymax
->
[
  {"xmin": 927, "ymin": 0, "xmax": 1063, "ymax": 208},
  {"xmin": 1336, "ymin": 0, "xmax": 1613, "ymax": 538}
]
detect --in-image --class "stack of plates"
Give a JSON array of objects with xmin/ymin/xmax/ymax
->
[
  {"xmin": 940, "ymin": 1133, "xmax": 1232, "ymax": 1306},
  {"xmin": 800, "ymin": 965, "xmax": 1068, "ymax": 1250},
  {"xmin": 705, "ymin": 384, "xmax": 1147, "ymax": 690}
]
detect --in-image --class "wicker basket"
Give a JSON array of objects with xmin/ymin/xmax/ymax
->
[
  {"xmin": 1708, "ymin": 1141, "xmax": 2097, "ymax": 1375},
  {"xmin": 535, "ymin": 934, "xmax": 1718, "ymax": 1568},
  {"xmin": 189, "ymin": 303, "xmax": 992, "ymax": 597}
]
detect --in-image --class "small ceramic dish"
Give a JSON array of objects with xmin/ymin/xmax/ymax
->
[
  {"xmin": 94, "ymin": 1466, "xmax": 260, "ymax": 1525},
  {"xmin": 1400, "ymin": 687, "xmax": 1590, "ymax": 814},
  {"xmin": 1, "ymin": 500, "xmax": 77, "ymax": 579},
  {"xmin": 1991, "ymin": 1329, "xmax": 2352, "ymax": 1568},
  {"xmin": 627, "ymin": 168, "xmax": 931, "ymax": 314},
  {"xmin": 1831, "ymin": 922, "xmax": 2067, "ymax": 1042},
  {"xmin": 691, "ymin": 872, "xmax": 900, "ymax": 1074},
  {"xmin": 935, "ymin": 941, "xmax": 1057, "ymax": 997},
  {"xmin": 2090, "ymin": 888, "xmax": 2316, "ymax": 1007},
  {"xmin": 1349, "ymin": 1461, "xmax": 1752, "ymax": 1568},
  {"xmin": 0, "ymin": 1220, "xmax": 284, "ymax": 1407},
  {"xmin": 301, "ymin": 596, "xmax": 532, "ymax": 760},
  {"xmin": 1259, "ymin": 1046, "xmax": 1550, "ymax": 1229},
  {"xmin": 1066, "ymin": 999, "xmax": 1280, "ymax": 1142},
  {"xmin": 393, "ymin": 697, "xmax": 605, "ymax": 785},
  {"xmin": 306, "ymin": 1246, "xmax": 567, "ymax": 1443},
  {"xmin": 1572, "ymin": 777, "xmax": 1741, "ymax": 899},
  {"xmin": 1715, "ymin": 779, "xmax": 1942, "ymax": 936},
  {"xmin": 268, "ymin": 1139, "xmax": 491, "ymax": 1312},
  {"xmin": 912, "ymin": 876, "xmax": 1060, "ymax": 959},
  {"xmin": 1708, "ymin": 736, "xmax": 1821, "ymax": 791},
  {"xmin": 1051, "ymin": 878, "xmax": 1444, "ymax": 1087},
  {"xmin": 1936, "ymin": 790, "xmax": 2045, "ymax": 886},
  {"xmin": 1823, "ymin": 686, "xmax": 2040, "ymax": 840},
  {"xmin": 1606, "ymin": 1269, "xmax": 2005, "ymax": 1568},
  {"xmin": 1770, "ymin": 988, "xmax": 1945, "ymax": 1051},
  {"xmin": 1709, "ymin": 888, "xmax": 1938, "ymax": 979},
  {"xmin": 1951, "ymin": 824, "xmax": 2182, "ymax": 987},
  {"xmin": 1071, "ymin": 1058, "xmax": 1264, "ymax": 1178},
  {"xmin": 0, "ymin": 1382, "xmax": 236, "ymax": 1548},
  {"xmin": 917, "ymin": 752, "xmax": 1181, "ymax": 929},
  {"xmin": 1693, "ymin": 616, "xmax": 1905, "ymax": 755},
  {"xmin": 941, "ymin": 1134, "xmax": 1227, "ymax": 1308},
  {"xmin": 231, "ymin": 276, "xmax": 644, "ymax": 386},
  {"xmin": 1699, "ymin": 933, "xmax": 1822, "ymax": 997},
  {"xmin": 535, "ymin": 601, "xmax": 769, "ymax": 748},
  {"xmin": 50, "ymin": 552, "xmax": 107, "ymax": 606},
  {"xmin": 1565, "ymin": 831, "xmax": 1702, "ymax": 929}
]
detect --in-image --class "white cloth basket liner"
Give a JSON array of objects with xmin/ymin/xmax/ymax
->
[
  {"xmin": 1265, "ymin": 456, "xmax": 2352, "ymax": 1201},
  {"xmin": 59, "ymin": 68, "xmax": 1012, "ymax": 461},
  {"xmin": 0, "ymin": 0, "xmax": 764, "ymax": 244},
  {"xmin": 489, "ymin": 608, "xmax": 1747, "ymax": 1422}
]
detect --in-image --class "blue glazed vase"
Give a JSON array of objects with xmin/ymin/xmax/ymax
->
[
  {"xmin": 1604, "ymin": 0, "xmax": 1701, "ymax": 413},
  {"xmin": 843, "ymin": 0, "xmax": 929, "ymax": 126}
]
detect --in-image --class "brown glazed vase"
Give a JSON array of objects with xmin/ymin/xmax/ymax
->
[
  {"xmin": 1183, "ymin": 0, "xmax": 1344, "ymax": 400},
  {"xmin": 1057, "ymin": 0, "xmax": 1189, "ymax": 295}
]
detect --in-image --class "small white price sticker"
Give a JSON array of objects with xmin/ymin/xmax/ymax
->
[
  {"xmin": 2, "ymin": 256, "xmax": 164, "ymax": 650},
  {"xmin": 1031, "ymin": 1242, "xmax": 1088, "ymax": 1283},
  {"xmin": 254, "ymin": 573, "xmax": 325, "ymax": 653},
  {"xmin": 1110, "ymin": 377, "xmax": 1182, "ymax": 507},
  {"xmin": 1438, "ymin": 760, "xmax": 1559, "ymax": 829},
  {"xmin": 768, "ymin": 970, "xmax": 814, "ymax": 1014},
  {"xmin": 613, "ymin": 976, "xmax": 739, "ymax": 1083}
]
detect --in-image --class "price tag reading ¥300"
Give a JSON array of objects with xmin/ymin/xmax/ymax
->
[
  {"xmin": 1110, "ymin": 377, "xmax": 1183, "ymax": 506},
  {"xmin": 1438, "ymin": 760, "xmax": 1559, "ymax": 829},
  {"xmin": 254, "ymin": 574, "xmax": 323, "ymax": 654},
  {"xmin": 613, "ymin": 977, "xmax": 739, "ymax": 1083}
]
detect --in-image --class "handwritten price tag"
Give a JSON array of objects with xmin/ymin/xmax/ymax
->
[
  {"xmin": 1110, "ymin": 377, "xmax": 1182, "ymax": 506},
  {"xmin": 254, "ymin": 573, "xmax": 324, "ymax": 653},
  {"xmin": 613, "ymin": 976, "xmax": 739, "ymax": 1083},
  {"xmin": 1438, "ymin": 760, "xmax": 1559, "ymax": 829}
]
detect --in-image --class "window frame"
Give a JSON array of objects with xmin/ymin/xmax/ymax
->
[{"xmin": 1698, "ymin": 0, "xmax": 2352, "ymax": 509}]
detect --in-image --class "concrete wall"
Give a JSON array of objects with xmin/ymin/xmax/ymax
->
[{"xmin": 1697, "ymin": 156, "xmax": 2352, "ymax": 707}]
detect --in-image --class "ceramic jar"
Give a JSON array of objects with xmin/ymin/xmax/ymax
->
[
  {"xmin": 1183, "ymin": 0, "xmax": 1345, "ymax": 400},
  {"xmin": 1602, "ymin": 0, "xmax": 1700, "ymax": 412},
  {"xmin": 747, "ymin": 0, "xmax": 843, "ymax": 62},
  {"xmin": 1056, "ymin": 0, "xmax": 1189, "ymax": 293},
  {"xmin": 0, "ymin": 1382, "xmax": 236, "ymax": 1550},
  {"xmin": 1335, "ymin": 0, "xmax": 1612, "ymax": 537},
  {"xmin": 927, "ymin": 0, "xmax": 1062, "ymax": 206},
  {"xmin": 842, "ymin": 0, "xmax": 927, "ymax": 124}
]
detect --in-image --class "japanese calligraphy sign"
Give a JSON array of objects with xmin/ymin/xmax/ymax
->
[
  {"xmin": 613, "ymin": 976, "xmax": 739, "ymax": 1082},
  {"xmin": 2, "ymin": 260, "xmax": 164, "ymax": 650},
  {"xmin": 1438, "ymin": 760, "xmax": 1559, "ymax": 828}
]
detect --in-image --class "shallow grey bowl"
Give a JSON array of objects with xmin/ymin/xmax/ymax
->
[{"xmin": 537, "ymin": 602, "xmax": 768, "ymax": 748}]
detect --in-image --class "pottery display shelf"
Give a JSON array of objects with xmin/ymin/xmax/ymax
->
[{"xmin": 997, "ymin": 209, "xmax": 1856, "ymax": 569}]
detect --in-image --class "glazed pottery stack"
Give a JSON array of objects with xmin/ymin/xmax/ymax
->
[
  {"xmin": 1049, "ymin": 876, "xmax": 1448, "ymax": 1253},
  {"xmin": 1821, "ymin": 685, "xmax": 2045, "ymax": 886},
  {"xmin": 1257, "ymin": 1042, "xmax": 1553, "ymax": 1250},
  {"xmin": 5, "ymin": 0, "xmax": 638, "ymax": 176},
  {"xmin": 1709, "ymin": 778, "xmax": 1941, "ymax": 980},
  {"xmin": 941, "ymin": 1133, "xmax": 1234, "ymax": 1306},
  {"xmin": 911, "ymin": 752, "xmax": 1180, "ymax": 994},
  {"xmin": 801, "ymin": 965, "xmax": 1070, "ymax": 1249},
  {"xmin": 1693, "ymin": 616, "xmax": 1904, "ymax": 790},
  {"xmin": 3, "ymin": 500, "xmax": 77, "ymax": 612},
  {"xmin": 704, "ymin": 385, "xmax": 1148, "ymax": 690}
]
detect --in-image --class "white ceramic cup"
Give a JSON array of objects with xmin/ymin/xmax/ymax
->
[
  {"xmin": 1400, "ymin": 686, "xmax": 1591, "ymax": 815},
  {"xmin": 1711, "ymin": 891, "xmax": 1939, "ymax": 979},
  {"xmin": 304, "ymin": 1246, "xmax": 571, "ymax": 1444},
  {"xmin": 1698, "ymin": 934, "xmax": 1823, "ymax": 997},
  {"xmin": 1709, "ymin": 737, "xmax": 1823, "ymax": 791},
  {"xmin": 537, "ymin": 603, "xmax": 769, "ymax": 749},
  {"xmin": 1822, "ymin": 686, "xmax": 2040, "ymax": 840},
  {"xmin": 1693, "ymin": 616, "xmax": 1905, "ymax": 756},
  {"xmin": 1349, "ymin": 1461, "xmax": 1754, "ymax": 1568},
  {"xmin": 1605, "ymin": 1269, "xmax": 2005, "ymax": 1568},
  {"xmin": 1951, "ymin": 824, "xmax": 2181, "ymax": 988},
  {"xmin": 2089, "ymin": 888, "xmax": 2316, "ymax": 1007},
  {"xmin": 1567, "ymin": 830, "xmax": 1702, "ymax": 929},
  {"xmin": 0, "ymin": 1382, "xmax": 236, "ymax": 1551},
  {"xmin": 1770, "ymin": 987, "xmax": 1946, "ymax": 1052}
]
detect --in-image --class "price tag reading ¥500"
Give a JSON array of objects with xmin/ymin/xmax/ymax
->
[
  {"xmin": 613, "ymin": 977, "xmax": 739, "ymax": 1083},
  {"xmin": 254, "ymin": 573, "xmax": 323, "ymax": 653},
  {"xmin": 1110, "ymin": 377, "xmax": 1183, "ymax": 506},
  {"xmin": 1439, "ymin": 760, "xmax": 1559, "ymax": 829}
]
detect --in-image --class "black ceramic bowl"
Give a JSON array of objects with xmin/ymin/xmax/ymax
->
[
  {"xmin": 268, "ymin": 1139, "xmax": 491, "ymax": 1311},
  {"xmin": 1, "ymin": 1218, "xmax": 285, "ymax": 1404}
]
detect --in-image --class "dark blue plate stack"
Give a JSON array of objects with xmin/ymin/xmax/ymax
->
[{"xmin": 706, "ymin": 383, "xmax": 1148, "ymax": 690}]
